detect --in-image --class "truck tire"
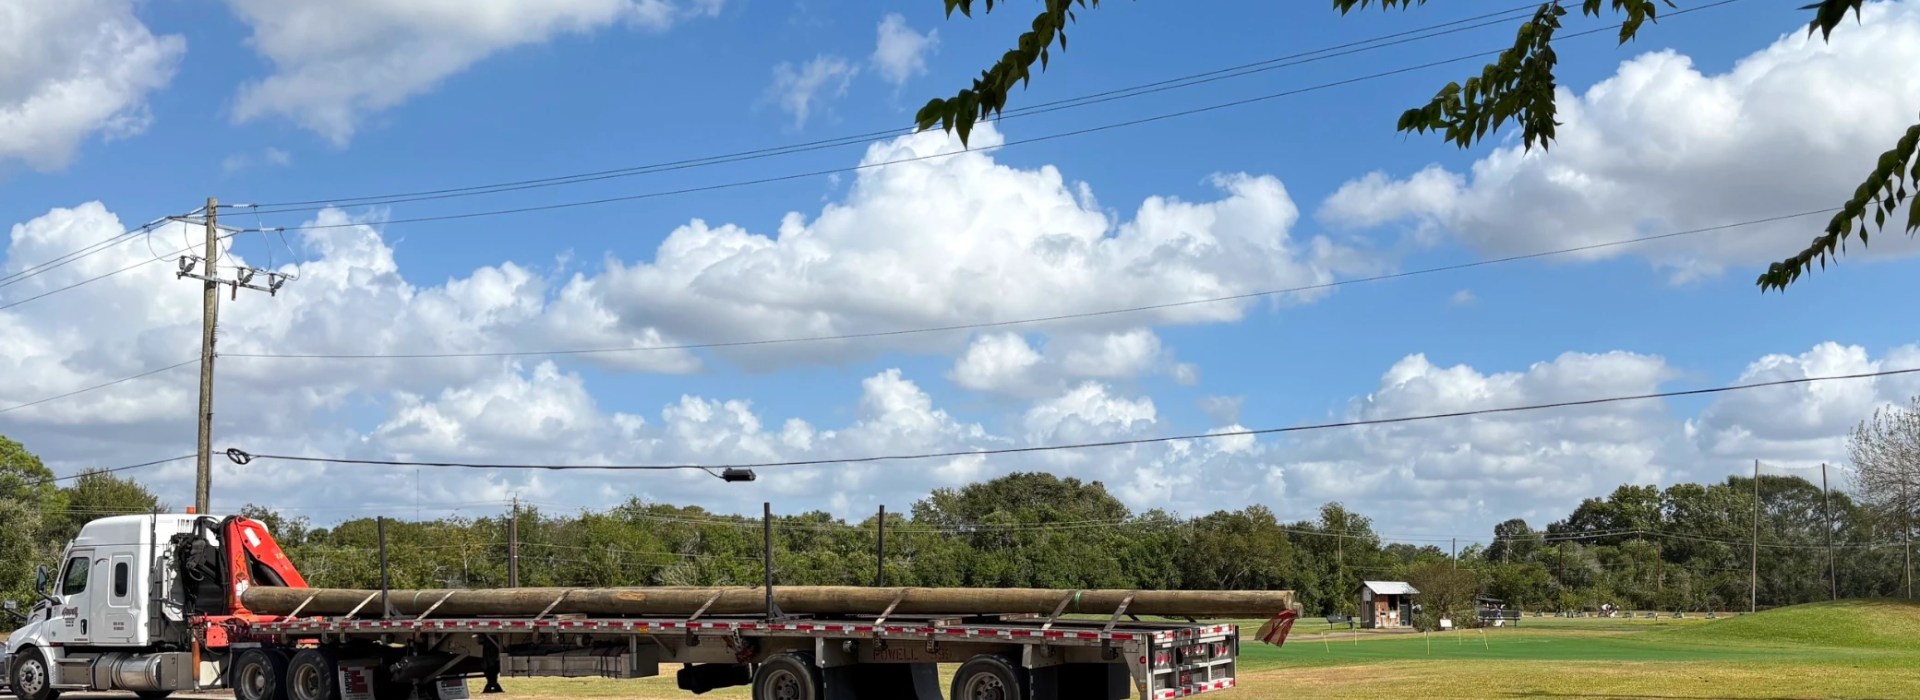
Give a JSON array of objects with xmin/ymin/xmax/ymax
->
[
  {"xmin": 951, "ymin": 655, "xmax": 1029, "ymax": 700},
  {"xmin": 751, "ymin": 652, "xmax": 822, "ymax": 700},
  {"xmin": 8, "ymin": 649, "xmax": 58, "ymax": 700},
  {"xmin": 286, "ymin": 649, "xmax": 341, "ymax": 700},
  {"xmin": 232, "ymin": 648, "xmax": 291, "ymax": 700}
]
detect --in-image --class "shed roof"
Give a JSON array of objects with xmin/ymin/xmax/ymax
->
[{"xmin": 1362, "ymin": 581, "xmax": 1419, "ymax": 595}]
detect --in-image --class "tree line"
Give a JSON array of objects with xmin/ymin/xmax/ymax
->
[{"xmin": 3, "ymin": 432, "xmax": 1915, "ymax": 629}]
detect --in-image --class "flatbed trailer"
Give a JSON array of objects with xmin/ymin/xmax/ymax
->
[
  {"xmin": 234, "ymin": 610, "xmax": 1247, "ymax": 699},
  {"xmin": 6, "ymin": 514, "xmax": 1295, "ymax": 700}
]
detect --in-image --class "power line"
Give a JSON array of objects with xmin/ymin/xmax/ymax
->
[
  {"xmin": 238, "ymin": 0, "xmax": 1745, "ymax": 235},
  {"xmin": 0, "ymin": 0, "xmax": 1744, "ymax": 315},
  {"xmin": 222, "ymin": 207, "xmax": 1831, "ymax": 360},
  {"xmin": 0, "ymin": 359, "xmax": 199, "ymax": 415},
  {"xmin": 232, "ymin": 4, "xmax": 1543, "ymax": 215},
  {"xmin": 0, "ymin": 246, "xmax": 188, "ymax": 313},
  {"xmin": 0, "ymin": 215, "xmax": 179, "ymax": 291},
  {"xmin": 17, "ymin": 455, "xmax": 196, "ymax": 488},
  {"xmin": 224, "ymin": 363, "xmax": 1920, "ymax": 473}
]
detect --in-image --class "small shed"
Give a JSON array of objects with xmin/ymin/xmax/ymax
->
[{"xmin": 1359, "ymin": 581, "xmax": 1419, "ymax": 629}]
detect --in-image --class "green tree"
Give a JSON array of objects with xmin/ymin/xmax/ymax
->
[
  {"xmin": 1403, "ymin": 560, "xmax": 1479, "ymax": 630},
  {"xmin": 918, "ymin": 1, "xmax": 1916, "ymax": 291},
  {"xmin": 47, "ymin": 469, "xmax": 166, "ymax": 544},
  {"xmin": 0, "ymin": 435, "xmax": 62, "ymax": 607}
]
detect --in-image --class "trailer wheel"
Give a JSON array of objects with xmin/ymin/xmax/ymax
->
[
  {"xmin": 8, "ymin": 648, "xmax": 59, "ymax": 700},
  {"xmin": 751, "ymin": 652, "xmax": 822, "ymax": 700},
  {"xmin": 951, "ymin": 655, "xmax": 1029, "ymax": 700},
  {"xmin": 287, "ymin": 649, "xmax": 341, "ymax": 700},
  {"xmin": 232, "ymin": 648, "xmax": 291, "ymax": 700}
]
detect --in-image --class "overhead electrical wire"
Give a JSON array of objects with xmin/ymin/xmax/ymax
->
[
  {"xmin": 9, "ymin": 205, "xmax": 1831, "ymax": 438},
  {"xmin": 0, "ymin": 217, "xmax": 171, "ymax": 292},
  {"xmin": 232, "ymin": 3, "xmax": 1545, "ymax": 215},
  {"xmin": 221, "ymin": 207, "xmax": 1834, "ymax": 360},
  {"xmin": 239, "ymin": 0, "xmax": 1746, "ymax": 233},
  {"xmin": 0, "ymin": 358, "xmax": 199, "ymax": 415},
  {"xmin": 224, "ymin": 363, "xmax": 1920, "ymax": 473},
  {"xmin": 18, "ymin": 455, "xmax": 196, "ymax": 488},
  {"xmin": 0, "ymin": 0, "xmax": 1747, "ymax": 313}
]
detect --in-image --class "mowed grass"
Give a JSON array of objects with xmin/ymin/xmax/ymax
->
[{"xmin": 482, "ymin": 600, "xmax": 1920, "ymax": 699}]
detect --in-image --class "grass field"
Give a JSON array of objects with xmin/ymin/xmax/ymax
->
[{"xmin": 483, "ymin": 599, "xmax": 1920, "ymax": 699}]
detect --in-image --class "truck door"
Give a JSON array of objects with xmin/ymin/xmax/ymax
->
[
  {"xmin": 45, "ymin": 550, "xmax": 93, "ymax": 645},
  {"xmin": 97, "ymin": 552, "xmax": 139, "ymax": 645}
]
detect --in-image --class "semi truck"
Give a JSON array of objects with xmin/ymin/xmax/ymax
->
[{"xmin": 4, "ymin": 513, "xmax": 1298, "ymax": 700}]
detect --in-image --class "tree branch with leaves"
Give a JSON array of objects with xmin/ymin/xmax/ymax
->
[{"xmin": 917, "ymin": 0, "xmax": 1918, "ymax": 292}]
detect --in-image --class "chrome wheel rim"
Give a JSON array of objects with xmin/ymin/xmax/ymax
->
[
  {"xmin": 241, "ymin": 660, "xmax": 270, "ymax": 699},
  {"xmin": 964, "ymin": 673, "xmax": 1007, "ymax": 700},
  {"xmin": 17, "ymin": 659, "xmax": 46, "ymax": 695},
  {"xmin": 766, "ymin": 668, "xmax": 803, "ymax": 700},
  {"xmin": 292, "ymin": 663, "xmax": 322, "ymax": 700}
]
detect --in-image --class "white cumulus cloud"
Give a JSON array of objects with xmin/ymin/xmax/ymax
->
[
  {"xmin": 225, "ymin": 0, "xmax": 720, "ymax": 144},
  {"xmin": 767, "ymin": 55, "xmax": 857, "ymax": 128},
  {"xmin": 871, "ymin": 13, "xmax": 938, "ymax": 86},
  {"xmin": 1320, "ymin": 0, "xmax": 1920, "ymax": 281},
  {"xmin": 0, "ymin": 0, "xmax": 184, "ymax": 169}
]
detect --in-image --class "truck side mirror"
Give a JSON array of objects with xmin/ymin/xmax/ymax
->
[{"xmin": 33, "ymin": 564, "xmax": 49, "ymax": 595}]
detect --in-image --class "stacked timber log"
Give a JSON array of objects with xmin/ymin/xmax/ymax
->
[{"xmin": 242, "ymin": 586, "xmax": 1297, "ymax": 619}]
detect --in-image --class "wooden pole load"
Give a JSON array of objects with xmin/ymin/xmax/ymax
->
[{"xmin": 244, "ymin": 586, "xmax": 1297, "ymax": 619}]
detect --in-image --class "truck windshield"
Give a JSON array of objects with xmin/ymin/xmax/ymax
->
[{"xmin": 60, "ymin": 555, "xmax": 88, "ymax": 596}]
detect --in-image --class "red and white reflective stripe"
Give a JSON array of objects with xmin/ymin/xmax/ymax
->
[{"xmin": 1154, "ymin": 677, "xmax": 1237, "ymax": 698}]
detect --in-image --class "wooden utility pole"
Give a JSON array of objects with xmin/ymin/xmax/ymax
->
[
  {"xmin": 174, "ymin": 198, "xmax": 287, "ymax": 515},
  {"xmin": 875, "ymin": 505, "xmax": 886, "ymax": 587},
  {"xmin": 507, "ymin": 498, "xmax": 521, "ymax": 588},
  {"xmin": 1451, "ymin": 537, "xmax": 1457, "ymax": 570},
  {"xmin": 1750, "ymin": 459, "xmax": 1759, "ymax": 613},
  {"xmin": 1822, "ymin": 463, "xmax": 1837, "ymax": 601},
  {"xmin": 193, "ymin": 198, "xmax": 218, "ymax": 515},
  {"xmin": 1904, "ymin": 477, "xmax": 1913, "ymax": 600}
]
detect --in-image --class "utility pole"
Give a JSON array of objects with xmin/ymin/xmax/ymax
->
[
  {"xmin": 193, "ymin": 198, "xmax": 218, "ymax": 515},
  {"xmin": 507, "ymin": 498, "xmax": 521, "ymax": 588},
  {"xmin": 875, "ymin": 505, "xmax": 886, "ymax": 587},
  {"xmin": 1750, "ymin": 459, "xmax": 1760, "ymax": 613},
  {"xmin": 1822, "ymin": 463, "xmax": 1836, "ymax": 601},
  {"xmin": 1904, "ymin": 477, "xmax": 1913, "ymax": 600},
  {"xmin": 173, "ymin": 198, "xmax": 287, "ymax": 515},
  {"xmin": 1451, "ymin": 537, "xmax": 1457, "ymax": 570}
]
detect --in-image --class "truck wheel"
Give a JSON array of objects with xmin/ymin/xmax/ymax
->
[
  {"xmin": 751, "ymin": 652, "xmax": 822, "ymax": 700},
  {"xmin": 951, "ymin": 655, "xmax": 1029, "ymax": 700},
  {"xmin": 8, "ymin": 650, "xmax": 59, "ymax": 700},
  {"xmin": 287, "ymin": 649, "xmax": 341, "ymax": 700},
  {"xmin": 232, "ymin": 648, "xmax": 291, "ymax": 700}
]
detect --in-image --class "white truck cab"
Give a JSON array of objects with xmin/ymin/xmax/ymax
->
[{"xmin": 6, "ymin": 514, "xmax": 210, "ymax": 700}]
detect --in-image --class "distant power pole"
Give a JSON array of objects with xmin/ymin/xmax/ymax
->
[
  {"xmin": 1750, "ymin": 459, "xmax": 1760, "ymax": 613},
  {"xmin": 1904, "ymin": 478, "xmax": 1914, "ymax": 600},
  {"xmin": 507, "ymin": 498, "xmax": 521, "ymax": 588},
  {"xmin": 173, "ymin": 198, "xmax": 287, "ymax": 515},
  {"xmin": 1451, "ymin": 537, "xmax": 1457, "ymax": 570},
  {"xmin": 1822, "ymin": 463, "xmax": 1837, "ymax": 601}
]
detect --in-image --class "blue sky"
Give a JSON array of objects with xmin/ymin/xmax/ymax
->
[{"xmin": 3, "ymin": 0, "xmax": 1919, "ymax": 542}]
